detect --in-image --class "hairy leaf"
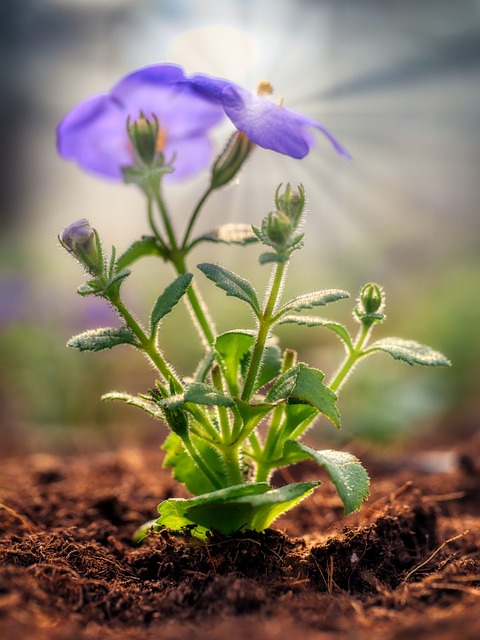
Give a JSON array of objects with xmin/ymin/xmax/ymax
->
[
  {"xmin": 197, "ymin": 263, "xmax": 261, "ymax": 316},
  {"xmin": 151, "ymin": 273, "xmax": 193, "ymax": 331},
  {"xmin": 283, "ymin": 441, "xmax": 370, "ymax": 514},
  {"xmin": 278, "ymin": 315, "xmax": 353, "ymax": 350},
  {"xmin": 278, "ymin": 289, "xmax": 349, "ymax": 317},
  {"xmin": 215, "ymin": 331, "xmax": 255, "ymax": 396},
  {"xmin": 67, "ymin": 326, "xmax": 138, "ymax": 352},
  {"xmin": 155, "ymin": 481, "xmax": 320, "ymax": 537},
  {"xmin": 162, "ymin": 432, "xmax": 226, "ymax": 495},
  {"xmin": 365, "ymin": 338, "xmax": 451, "ymax": 367},
  {"xmin": 101, "ymin": 391, "xmax": 164, "ymax": 419},
  {"xmin": 266, "ymin": 363, "xmax": 341, "ymax": 428},
  {"xmin": 115, "ymin": 236, "xmax": 164, "ymax": 271},
  {"xmin": 160, "ymin": 382, "xmax": 234, "ymax": 410}
]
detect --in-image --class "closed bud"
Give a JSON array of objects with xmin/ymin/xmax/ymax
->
[
  {"xmin": 275, "ymin": 183, "xmax": 305, "ymax": 227},
  {"xmin": 211, "ymin": 132, "xmax": 255, "ymax": 190},
  {"xmin": 354, "ymin": 282, "xmax": 386, "ymax": 325},
  {"xmin": 59, "ymin": 219, "xmax": 103, "ymax": 275},
  {"xmin": 127, "ymin": 112, "xmax": 160, "ymax": 166},
  {"xmin": 266, "ymin": 210, "xmax": 292, "ymax": 247}
]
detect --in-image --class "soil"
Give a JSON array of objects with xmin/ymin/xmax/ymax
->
[{"xmin": 1, "ymin": 434, "xmax": 479, "ymax": 640}]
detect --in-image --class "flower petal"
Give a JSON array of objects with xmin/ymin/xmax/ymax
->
[
  {"xmin": 221, "ymin": 85, "xmax": 351, "ymax": 159},
  {"xmin": 113, "ymin": 66, "xmax": 225, "ymax": 137},
  {"xmin": 57, "ymin": 94, "xmax": 132, "ymax": 179},
  {"xmin": 164, "ymin": 136, "xmax": 214, "ymax": 182}
]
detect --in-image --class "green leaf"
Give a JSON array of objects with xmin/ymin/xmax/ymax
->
[
  {"xmin": 253, "ymin": 344, "xmax": 284, "ymax": 390},
  {"xmin": 101, "ymin": 391, "xmax": 164, "ymax": 420},
  {"xmin": 115, "ymin": 236, "xmax": 164, "ymax": 271},
  {"xmin": 67, "ymin": 326, "xmax": 138, "ymax": 352},
  {"xmin": 162, "ymin": 432, "xmax": 226, "ymax": 495},
  {"xmin": 365, "ymin": 338, "xmax": 451, "ymax": 367},
  {"xmin": 160, "ymin": 382, "xmax": 234, "ymax": 410},
  {"xmin": 193, "ymin": 349, "xmax": 215, "ymax": 383},
  {"xmin": 277, "ymin": 289, "xmax": 349, "ymax": 317},
  {"xmin": 266, "ymin": 363, "xmax": 341, "ymax": 429},
  {"xmin": 197, "ymin": 263, "xmax": 261, "ymax": 317},
  {"xmin": 103, "ymin": 269, "xmax": 131, "ymax": 296},
  {"xmin": 215, "ymin": 331, "xmax": 255, "ymax": 396},
  {"xmin": 278, "ymin": 315, "xmax": 353, "ymax": 350},
  {"xmin": 151, "ymin": 273, "xmax": 193, "ymax": 331},
  {"xmin": 235, "ymin": 399, "xmax": 273, "ymax": 436},
  {"xmin": 155, "ymin": 481, "xmax": 320, "ymax": 537},
  {"xmin": 195, "ymin": 224, "xmax": 258, "ymax": 246},
  {"xmin": 283, "ymin": 441, "xmax": 370, "ymax": 514},
  {"xmin": 281, "ymin": 403, "xmax": 317, "ymax": 440}
]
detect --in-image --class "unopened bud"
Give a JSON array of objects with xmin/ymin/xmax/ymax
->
[
  {"xmin": 127, "ymin": 112, "xmax": 160, "ymax": 166},
  {"xmin": 266, "ymin": 210, "xmax": 292, "ymax": 247},
  {"xmin": 59, "ymin": 219, "xmax": 103, "ymax": 275},
  {"xmin": 275, "ymin": 183, "xmax": 305, "ymax": 227},
  {"xmin": 211, "ymin": 132, "xmax": 255, "ymax": 189},
  {"xmin": 354, "ymin": 283, "xmax": 385, "ymax": 325}
]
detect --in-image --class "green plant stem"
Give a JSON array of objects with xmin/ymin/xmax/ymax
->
[
  {"xmin": 181, "ymin": 185, "xmax": 214, "ymax": 251},
  {"xmin": 172, "ymin": 255, "xmax": 216, "ymax": 346},
  {"xmin": 329, "ymin": 323, "xmax": 371, "ymax": 393},
  {"xmin": 151, "ymin": 183, "xmax": 177, "ymax": 250},
  {"xmin": 146, "ymin": 196, "xmax": 168, "ymax": 253},
  {"xmin": 110, "ymin": 296, "xmax": 182, "ymax": 391},
  {"xmin": 241, "ymin": 261, "xmax": 287, "ymax": 401}
]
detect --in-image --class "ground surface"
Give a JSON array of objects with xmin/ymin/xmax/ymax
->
[{"xmin": 1, "ymin": 435, "xmax": 479, "ymax": 640}]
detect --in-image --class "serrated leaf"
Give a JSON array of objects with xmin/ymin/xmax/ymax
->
[
  {"xmin": 198, "ymin": 263, "xmax": 261, "ymax": 316},
  {"xmin": 162, "ymin": 432, "xmax": 226, "ymax": 495},
  {"xmin": 278, "ymin": 315, "xmax": 353, "ymax": 350},
  {"xmin": 161, "ymin": 382, "xmax": 234, "ymax": 410},
  {"xmin": 277, "ymin": 289, "xmax": 349, "ymax": 317},
  {"xmin": 215, "ymin": 331, "xmax": 255, "ymax": 396},
  {"xmin": 67, "ymin": 326, "xmax": 138, "ymax": 352},
  {"xmin": 155, "ymin": 481, "xmax": 320, "ymax": 537},
  {"xmin": 196, "ymin": 224, "xmax": 258, "ymax": 246},
  {"xmin": 156, "ymin": 483, "xmax": 270, "ymax": 537},
  {"xmin": 365, "ymin": 338, "xmax": 451, "ymax": 367},
  {"xmin": 266, "ymin": 363, "xmax": 341, "ymax": 429},
  {"xmin": 115, "ymin": 236, "xmax": 164, "ymax": 271},
  {"xmin": 101, "ymin": 391, "xmax": 164, "ymax": 419},
  {"xmin": 283, "ymin": 441, "xmax": 370, "ymax": 514},
  {"xmin": 151, "ymin": 273, "xmax": 193, "ymax": 331}
]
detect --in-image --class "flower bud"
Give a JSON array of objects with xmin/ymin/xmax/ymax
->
[
  {"xmin": 266, "ymin": 210, "xmax": 292, "ymax": 247},
  {"xmin": 127, "ymin": 113, "xmax": 160, "ymax": 166},
  {"xmin": 354, "ymin": 283, "xmax": 385, "ymax": 324},
  {"xmin": 59, "ymin": 219, "xmax": 103, "ymax": 275},
  {"xmin": 275, "ymin": 183, "xmax": 305, "ymax": 227},
  {"xmin": 211, "ymin": 132, "xmax": 255, "ymax": 189}
]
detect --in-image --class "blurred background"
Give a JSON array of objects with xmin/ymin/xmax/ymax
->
[{"xmin": 0, "ymin": 0, "xmax": 479, "ymax": 456}]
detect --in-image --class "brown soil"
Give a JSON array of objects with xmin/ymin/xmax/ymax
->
[{"xmin": 1, "ymin": 435, "xmax": 479, "ymax": 640}]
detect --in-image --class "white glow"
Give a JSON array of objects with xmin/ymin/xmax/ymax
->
[{"xmin": 169, "ymin": 24, "xmax": 259, "ymax": 78}]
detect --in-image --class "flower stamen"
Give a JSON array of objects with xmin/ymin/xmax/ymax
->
[{"xmin": 256, "ymin": 81, "xmax": 274, "ymax": 97}]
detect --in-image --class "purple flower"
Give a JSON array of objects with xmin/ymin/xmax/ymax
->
[
  {"xmin": 191, "ymin": 74, "xmax": 351, "ymax": 160},
  {"xmin": 57, "ymin": 64, "xmax": 225, "ymax": 181}
]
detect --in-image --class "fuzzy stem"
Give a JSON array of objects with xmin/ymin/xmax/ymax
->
[
  {"xmin": 328, "ymin": 323, "xmax": 372, "ymax": 393},
  {"xmin": 241, "ymin": 261, "xmax": 287, "ymax": 401}
]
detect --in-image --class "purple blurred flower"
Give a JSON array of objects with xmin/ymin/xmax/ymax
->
[
  {"xmin": 57, "ymin": 64, "xmax": 225, "ymax": 181},
  {"xmin": 191, "ymin": 75, "xmax": 351, "ymax": 160}
]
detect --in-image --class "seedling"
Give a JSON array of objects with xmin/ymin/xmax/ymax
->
[{"xmin": 57, "ymin": 64, "xmax": 450, "ymax": 540}]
